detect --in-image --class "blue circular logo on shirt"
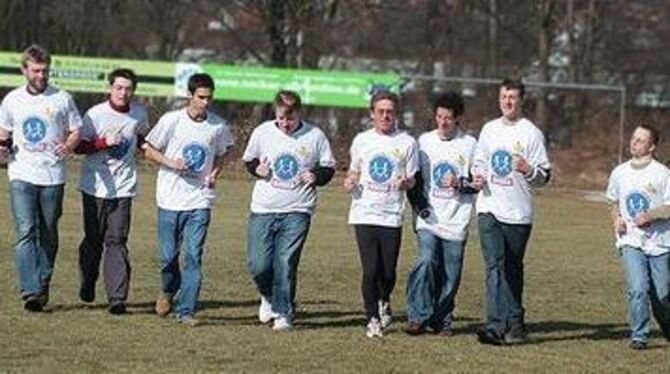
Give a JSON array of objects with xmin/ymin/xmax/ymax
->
[
  {"xmin": 625, "ymin": 192, "xmax": 650, "ymax": 218},
  {"xmin": 273, "ymin": 154, "xmax": 299, "ymax": 181},
  {"xmin": 182, "ymin": 143, "xmax": 208, "ymax": 172},
  {"xmin": 368, "ymin": 155, "xmax": 394, "ymax": 183},
  {"xmin": 108, "ymin": 138, "xmax": 131, "ymax": 160},
  {"xmin": 22, "ymin": 117, "xmax": 47, "ymax": 144},
  {"xmin": 432, "ymin": 162, "xmax": 457, "ymax": 187},
  {"xmin": 491, "ymin": 150, "xmax": 513, "ymax": 177}
]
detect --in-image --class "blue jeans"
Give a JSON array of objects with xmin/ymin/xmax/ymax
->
[
  {"xmin": 247, "ymin": 212, "xmax": 311, "ymax": 318},
  {"xmin": 10, "ymin": 180, "xmax": 64, "ymax": 297},
  {"xmin": 620, "ymin": 246, "xmax": 670, "ymax": 343},
  {"xmin": 478, "ymin": 213, "xmax": 532, "ymax": 335},
  {"xmin": 406, "ymin": 230, "xmax": 465, "ymax": 330},
  {"xmin": 157, "ymin": 208, "xmax": 211, "ymax": 318}
]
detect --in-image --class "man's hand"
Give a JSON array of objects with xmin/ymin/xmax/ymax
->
[
  {"xmin": 614, "ymin": 215, "xmax": 627, "ymax": 234},
  {"xmin": 105, "ymin": 133, "xmax": 122, "ymax": 147},
  {"xmin": 256, "ymin": 157, "xmax": 272, "ymax": 179},
  {"xmin": 440, "ymin": 173, "xmax": 458, "ymax": 188},
  {"xmin": 471, "ymin": 173, "xmax": 487, "ymax": 189},
  {"xmin": 165, "ymin": 157, "xmax": 186, "ymax": 172},
  {"xmin": 343, "ymin": 171, "xmax": 360, "ymax": 193},
  {"xmin": 393, "ymin": 175, "xmax": 415, "ymax": 191},
  {"xmin": 633, "ymin": 212, "xmax": 652, "ymax": 228},
  {"xmin": 52, "ymin": 142, "xmax": 71, "ymax": 160},
  {"xmin": 299, "ymin": 170, "xmax": 316, "ymax": 186},
  {"xmin": 513, "ymin": 154, "xmax": 531, "ymax": 175}
]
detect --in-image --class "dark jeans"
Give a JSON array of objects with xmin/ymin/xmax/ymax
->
[
  {"xmin": 354, "ymin": 224, "xmax": 402, "ymax": 321},
  {"xmin": 79, "ymin": 192, "xmax": 132, "ymax": 303},
  {"xmin": 478, "ymin": 213, "xmax": 532, "ymax": 335}
]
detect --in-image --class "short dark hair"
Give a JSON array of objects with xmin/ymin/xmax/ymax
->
[
  {"xmin": 501, "ymin": 78, "xmax": 525, "ymax": 98},
  {"xmin": 433, "ymin": 91, "xmax": 464, "ymax": 118},
  {"xmin": 108, "ymin": 68, "xmax": 138, "ymax": 89},
  {"xmin": 21, "ymin": 44, "xmax": 50, "ymax": 67},
  {"xmin": 187, "ymin": 73, "xmax": 215, "ymax": 94},
  {"xmin": 369, "ymin": 90, "xmax": 400, "ymax": 110},
  {"xmin": 274, "ymin": 90, "xmax": 301, "ymax": 113},
  {"xmin": 638, "ymin": 123, "xmax": 660, "ymax": 147}
]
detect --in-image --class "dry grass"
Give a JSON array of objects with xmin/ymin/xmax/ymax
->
[{"xmin": 0, "ymin": 167, "xmax": 668, "ymax": 373}]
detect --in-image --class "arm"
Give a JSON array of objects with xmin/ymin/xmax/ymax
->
[
  {"xmin": 140, "ymin": 142, "xmax": 186, "ymax": 171},
  {"xmin": 407, "ymin": 171, "xmax": 430, "ymax": 216},
  {"xmin": 634, "ymin": 204, "xmax": 670, "ymax": 227},
  {"xmin": 74, "ymin": 138, "xmax": 110, "ymax": 154},
  {"xmin": 53, "ymin": 128, "xmax": 81, "ymax": 159},
  {"xmin": 609, "ymin": 201, "xmax": 627, "ymax": 234},
  {"xmin": 312, "ymin": 166, "xmax": 335, "ymax": 186}
]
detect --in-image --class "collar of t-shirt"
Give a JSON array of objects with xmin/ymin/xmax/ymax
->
[
  {"xmin": 437, "ymin": 127, "xmax": 461, "ymax": 141},
  {"xmin": 274, "ymin": 121, "xmax": 304, "ymax": 136},
  {"xmin": 108, "ymin": 99, "xmax": 130, "ymax": 113}
]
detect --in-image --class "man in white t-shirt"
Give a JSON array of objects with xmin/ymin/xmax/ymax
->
[
  {"xmin": 606, "ymin": 124, "xmax": 670, "ymax": 350},
  {"xmin": 0, "ymin": 45, "xmax": 82, "ymax": 312},
  {"xmin": 343, "ymin": 90, "xmax": 419, "ymax": 338},
  {"xmin": 73, "ymin": 68, "xmax": 149, "ymax": 315},
  {"xmin": 471, "ymin": 79, "xmax": 551, "ymax": 345},
  {"xmin": 242, "ymin": 90, "xmax": 336, "ymax": 331},
  {"xmin": 404, "ymin": 91, "xmax": 478, "ymax": 337},
  {"xmin": 141, "ymin": 73, "xmax": 234, "ymax": 326}
]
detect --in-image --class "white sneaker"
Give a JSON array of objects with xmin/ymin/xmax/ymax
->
[
  {"xmin": 259, "ymin": 296, "xmax": 278, "ymax": 323},
  {"xmin": 366, "ymin": 317, "xmax": 383, "ymax": 338},
  {"xmin": 379, "ymin": 300, "xmax": 392, "ymax": 329},
  {"xmin": 272, "ymin": 315, "xmax": 293, "ymax": 331}
]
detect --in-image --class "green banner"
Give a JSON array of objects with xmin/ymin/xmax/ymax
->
[
  {"xmin": 0, "ymin": 52, "xmax": 175, "ymax": 97},
  {"xmin": 0, "ymin": 52, "xmax": 402, "ymax": 108},
  {"xmin": 201, "ymin": 64, "xmax": 401, "ymax": 108}
]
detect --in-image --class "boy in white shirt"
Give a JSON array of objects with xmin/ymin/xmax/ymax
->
[
  {"xmin": 0, "ymin": 45, "xmax": 82, "ymax": 312},
  {"xmin": 404, "ymin": 91, "xmax": 478, "ymax": 336},
  {"xmin": 142, "ymin": 73, "xmax": 234, "ymax": 326},
  {"xmin": 606, "ymin": 124, "xmax": 670, "ymax": 350},
  {"xmin": 74, "ymin": 68, "xmax": 149, "ymax": 314},
  {"xmin": 243, "ymin": 90, "xmax": 336, "ymax": 331},
  {"xmin": 471, "ymin": 79, "xmax": 551, "ymax": 345},
  {"xmin": 343, "ymin": 91, "xmax": 419, "ymax": 338}
]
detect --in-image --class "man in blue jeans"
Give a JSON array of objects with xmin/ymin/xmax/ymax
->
[
  {"xmin": 606, "ymin": 124, "xmax": 670, "ymax": 350},
  {"xmin": 471, "ymin": 79, "xmax": 551, "ymax": 345},
  {"xmin": 404, "ymin": 91, "xmax": 478, "ymax": 336},
  {"xmin": 0, "ymin": 45, "xmax": 82, "ymax": 312},
  {"xmin": 243, "ymin": 90, "xmax": 335, "ymax": 331},
  {"xmin": 142, "ymin": 73, "xmax": 234, "ymax": 326}
]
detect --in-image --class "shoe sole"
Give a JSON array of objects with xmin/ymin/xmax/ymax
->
[{"xmin": 477, "ymin": 330, "xmax": 505, "ymax": 346}]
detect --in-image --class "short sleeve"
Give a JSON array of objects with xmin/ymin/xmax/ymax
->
[
  {"xmin": 0, "ymin": 97, "xmax": 13, "ymax": 132},
  {"xmin": 405, "ymin": 138, "xmax": 419, "ymax": 176},
  {"xmin": 79, "ymin": 111, "xmax": 97, "ymax": 141},
  {"xmin": 216, "ymin": 124, "xmax": 235, "ymax": 156},
  {"xmin": 348, "ymin": 134, "xmax": 362, "ymax": 172},
  {"xmin": 605, "ymin": 168, "xmax": 620, "ymax": 203},
  {"xmin": 242, "ymin": 126, "xmax": 261, "ymax": 161},
  {"xmin": 146, "ymin": 113, "xmax": 175, "ymax": 151},
  {"xmin": 317, "ymin": 131, "xmax": 336, "ymax": 168},
  {"xmin": 65, "ymin": 94, "xmax": 83, "ymax": 131}
]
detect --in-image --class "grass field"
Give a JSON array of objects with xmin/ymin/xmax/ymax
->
[{"xmin": 0, "ymin": 164, "xmax": 669, "ymax": 373}]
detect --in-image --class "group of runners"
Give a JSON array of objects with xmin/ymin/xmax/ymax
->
[{"xmin": 1, "ymin": 44, "xmax": 668, "ymax": 349}]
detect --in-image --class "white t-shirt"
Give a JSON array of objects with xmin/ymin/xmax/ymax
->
[
  {"xmin": 473, "ymin": 117, "xmax": 550, "ymax": 224},
  {"xmin": 606, "ymin": 159, "xmax": 670, "ymax": 256},
  {"xmin": 146, "ymin": 108, "xmax": 234, "ymax": 211},
  {"xmin": 415, "ymin": 129, "xmax": 477, "ymax": 241},
  {"xmin": 242, "ymin": 120, "xmax": 336, "ymax": 215},
  {"xmin": 78, "ymin": 101, "xmax": 149, "ymax": 199},
  {"xmin": 0, "ymin": 85, "xmax": 82, "ymax": 185},
  {"xmin": 347, "ymin": 128, "xmax": 419, "ymax": 228}
]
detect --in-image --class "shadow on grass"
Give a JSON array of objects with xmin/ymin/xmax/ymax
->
[{"xmin": 47, "ymin": 298, "xmax": 260, "ymax": 314}]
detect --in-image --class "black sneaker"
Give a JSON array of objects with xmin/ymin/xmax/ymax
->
[
  {"xmin": 108, "ymin": 302, "xmax": 127, "ymax": 315},
  {"xmin": 79, "ymin": 285, "xmax": 95, "ymax": 303},
  {"xmin": 24, "ymin": 295, "xmax": 43, "ymax": 312},
  {"xmin": 476, "ymin": 327, "xmax": 505, "ymax": 346},
  {"xmin": 504, "ymin": 329, "xmax": 529, "ymax": 344},
  {"xmin": 630, "ymin": 340, "xmax": 647, "ymax": 350}
]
